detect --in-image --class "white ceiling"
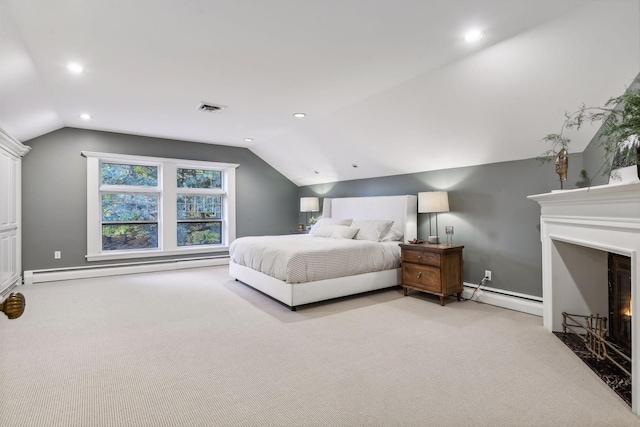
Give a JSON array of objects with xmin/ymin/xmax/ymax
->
[{"xmin": 1, "ymin": 0, "xmax": 639, "ymax": 186}]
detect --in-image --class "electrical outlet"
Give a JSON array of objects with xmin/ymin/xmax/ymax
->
[
  {"xmin": 484, "ymin": 270, "xmax": 492, "ymax": 281},
  {"xmin": 54, "ymin": 251, "xmax": 61, "ymax": 259}
]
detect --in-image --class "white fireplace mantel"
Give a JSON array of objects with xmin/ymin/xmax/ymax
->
[{"xmin": 528, "ymin": 182, "xmax": 640, "ymax": 413}]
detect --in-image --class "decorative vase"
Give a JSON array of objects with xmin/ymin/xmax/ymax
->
[
  {"xmin": 610, "ymin": 141, "xmax": 640, "ymax": 184},
  {"xmin": 610, "ymin": 165, "xmax": 640, "ymax": 184}
]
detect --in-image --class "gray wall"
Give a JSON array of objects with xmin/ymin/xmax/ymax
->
[
  {"xmin": 300, "ymin": 154, "xmax": 585, "ymax": 298},
  {"xmin": 582, "ymin": 138, "xmax": 611, "ymax": 187},
  {"xmin": 22, "ymin": 128, "xmax": 298, "ymax": 271},
  {"xmin": 22, "ymin": 125, "xmax": 587, "ymax": 298}
]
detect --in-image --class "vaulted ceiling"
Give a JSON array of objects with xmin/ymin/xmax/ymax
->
[{"xmin": 1, "ymin": 0, "xmax": 639, "ymax": 185}]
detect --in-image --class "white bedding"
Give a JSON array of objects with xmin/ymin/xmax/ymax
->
[{"xmin": 229, "ymin": 234, "xmax": 401, "ymax": 284}]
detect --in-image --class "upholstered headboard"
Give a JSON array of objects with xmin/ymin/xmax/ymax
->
[{"xmin": 322, "ymin": 195, "xmax": 417, "ymax": 243}]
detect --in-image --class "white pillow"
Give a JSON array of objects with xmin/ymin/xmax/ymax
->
[
  {"xmin": 309, "ymin": 218, "xmax": 353, "ymax": 234},
  {"xmin": 381, "ymin": 228, "xmax": 404, "ymax": 242},
  {"xmin": 351, "ymin": 220, "xmax": 394, "ymax": 241},
  {"xmin": 312, "ymin": 225, "xmax": 351, "ymax": 238},
  {"xmin": 331, "ymin": 227, "xmax": 359, "ymax": 239}
]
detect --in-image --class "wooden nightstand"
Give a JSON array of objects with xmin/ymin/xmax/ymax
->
[{"xmin": 399, "ymin": 244, "xmax": 464, "ymax": 306}]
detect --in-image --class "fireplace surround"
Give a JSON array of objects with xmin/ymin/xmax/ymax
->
[{"xmin": 529, "ymin": 182, "xmax": 640, "ymax": 413}]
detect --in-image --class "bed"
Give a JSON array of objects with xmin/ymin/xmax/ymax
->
[{"xmin": 229, "ymin": 195, "xmax": 417, "ymax": 310}]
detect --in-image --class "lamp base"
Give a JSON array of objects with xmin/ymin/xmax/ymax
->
[{"xmin": 428, "ymin": 236, "xmax": 439, "ymax": 244}]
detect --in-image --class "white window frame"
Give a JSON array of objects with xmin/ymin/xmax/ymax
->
[
  {"xmin": 83, "ymin": 151, "xmax": 238, "ymax": 262},
  {"xmin": 174, "ymin": 163, "xmax": 226, "ymax": 248}
]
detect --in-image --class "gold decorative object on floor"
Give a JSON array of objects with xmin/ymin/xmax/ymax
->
[
  {"xmin": 562, "ymin": 311, "xmax": 630, "ymax": 376},
  {"xmin": 1, "ymin": 292, "xmax": 26, "ymax": 319}
]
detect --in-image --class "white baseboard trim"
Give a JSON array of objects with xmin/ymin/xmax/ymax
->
[
  {"xmin": 24, "ymin": 256, "xmax": 230, "ymax": 285},
  {"xmin": 462, "ymin": 282, "xmax": 543, "ymax": 317},
  {"xmin": 21, "ymin": 263, "xmax": 542, "ymax": 317}
]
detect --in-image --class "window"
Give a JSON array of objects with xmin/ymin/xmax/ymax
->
[
  {"xmin": 101, "ymin": 163, "xmax": 160, "ymax": 251},
  {"xmin": 83, "ymin": 152, "xmax": 238, "ymax": 261},
  {"xmin": 176, "ymin": 168, "xmax": 223, "ymax": 247}
]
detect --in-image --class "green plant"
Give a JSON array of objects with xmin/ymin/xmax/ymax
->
[
  {"xmin": 578, "ymin": 168, "xmax": 591, "ymax": 187},
  {"xmin": 308, "ymin": 216, "xmax": 319, "ymax": 226},
  {"xmin": 540, "ymin": 88, "xmax": 640, "ymax": 178}
]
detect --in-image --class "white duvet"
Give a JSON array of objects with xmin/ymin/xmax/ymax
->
[{"xmin": 229, "ymin": 234, "xmax": 401, "ymax": 284}]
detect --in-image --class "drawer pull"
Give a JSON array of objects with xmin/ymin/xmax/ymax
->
[{"xmin": 417, "ymin": 271, "xmax": 422, "ymax": 279}]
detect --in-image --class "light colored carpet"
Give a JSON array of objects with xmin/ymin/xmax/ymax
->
[{"xmin": 1, "ymin": 266, "xmax": 638, "ymax": 426}]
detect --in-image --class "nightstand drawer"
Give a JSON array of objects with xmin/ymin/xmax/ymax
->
[
  {"xmin": 402, "ymin": 264, "xmax": 440, "ymax": 292},
  {"xmin": 401, "ymin": 250, "xmax": 441, "ymax": 267}
]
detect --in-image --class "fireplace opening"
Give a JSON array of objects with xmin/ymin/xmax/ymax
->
[{"xmin": 554, "ymin": 252, "xmax": 633, "ymax": 407}]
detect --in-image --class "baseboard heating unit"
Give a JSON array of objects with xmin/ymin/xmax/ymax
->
[
  {"xmin": 23, "ymin": 256, "xmax": 230, "ymax": 285},
  {"xmin": 462, "ymin": 283, "xmax": 542, "ymax": 317}
]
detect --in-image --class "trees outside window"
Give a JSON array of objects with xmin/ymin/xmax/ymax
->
[
  {"xmin": 101, "ymin": 163, "xmax": 160, "ymax": 251},
  {"xmin": 176, "ymin": 168, "xmax": 223, "ymax": 246}
]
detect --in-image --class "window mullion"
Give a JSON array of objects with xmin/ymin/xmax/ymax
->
[
  {"xmin": 224, "ymin": 167, "xmax": 236, "ymax": 244},
  {"xmin": 177, "ymin": 188, "xmax": 225, "ymax": 196},
  {"xmin": 163, "ymin": 163, "xmax": 177, "ymax": 251},
  {"xmin": 100, "ymin": 185, "xmax": 161, "ymax": 194}
]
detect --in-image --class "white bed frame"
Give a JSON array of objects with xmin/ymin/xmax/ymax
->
[{"xmin": 229, "ymin": 195, "xmax": 417, "ymax": 310}]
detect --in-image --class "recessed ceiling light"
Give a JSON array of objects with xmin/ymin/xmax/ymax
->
[
  {"xmin": 464, "ymin": 30, "xmax": 484, "ymax": 42},
  {"xmin": 243, "ymin": 138, "xmax": 253, "ymax": 142},
  {"xmin": 66, "ymin": 63, "xmax": 84, "ymax": 73},
  {"xmin": 293, "ymin": 113, "xmax": 306, "ymax": 118},
  {"xmin": 79, "ymin": 113, "xmax": 92, "ymax": 120}
]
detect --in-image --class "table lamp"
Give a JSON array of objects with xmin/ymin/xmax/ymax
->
[{"xmin": 418, "ymin": 191, "xmax": 449, "ymax": 244}]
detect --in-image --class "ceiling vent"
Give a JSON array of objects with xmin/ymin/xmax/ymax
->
[{"xmin": 197, "ymin": 102, "xmax": 227, "ymax": 113}]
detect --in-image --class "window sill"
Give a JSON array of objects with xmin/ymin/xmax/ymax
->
[{"xmin": 86, "ymin": 245, "xmax": 230, "ymax": 262}]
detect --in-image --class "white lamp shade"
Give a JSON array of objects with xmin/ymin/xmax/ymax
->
[
  {"xmin": 418, "ymin": 191, "xmax": 449, "ymax": 213},
  {"xmin": 300, "ymin": 197, "xmax": 319, "ymax": 212}
]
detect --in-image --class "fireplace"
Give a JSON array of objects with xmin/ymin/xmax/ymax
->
[{"xmin": 528, "ymin": 182, "xmax": 640, "ymax": 414}]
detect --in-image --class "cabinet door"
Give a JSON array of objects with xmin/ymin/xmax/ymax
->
[
  {"xmin": 0, "ymin": 230, "xmax": 18, "ymax": 290},
  {"xmin": 0, "ymin": 150, "xmax": 17, "ymax": 228},
  {"xmin": 402, "ymin": 263, "xmax": 440, "ymax": 292},
  {"xmin": 0, "ymin": 148, "xmax": 20, "ymax": 291}
]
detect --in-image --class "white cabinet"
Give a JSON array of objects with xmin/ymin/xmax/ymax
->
[{"xmin": 0, "ymin": 128, "xmax": 29, "ymax": 296}]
